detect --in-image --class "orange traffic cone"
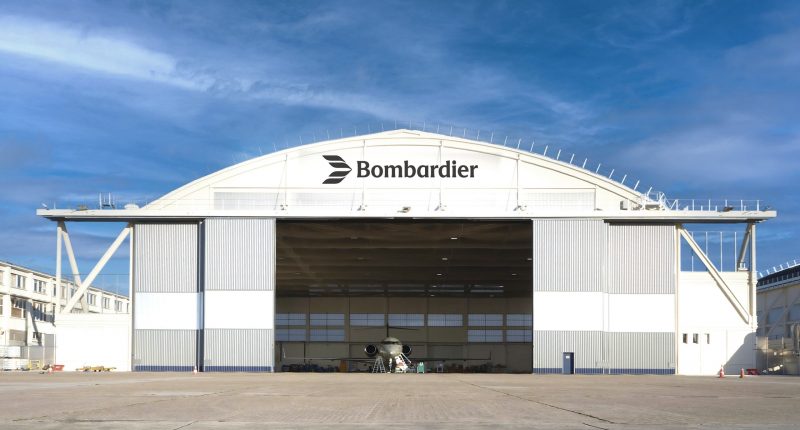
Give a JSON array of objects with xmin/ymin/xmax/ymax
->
[
  {"xmin": 739, "ymin": 368, "xmax": 745, "ymax": 378},
  {"xmin": 718, "ymin": 365, "xmax": 725, "ymax": 378}
]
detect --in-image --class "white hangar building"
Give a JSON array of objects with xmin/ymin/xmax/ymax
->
[{"xmin": 38, "ymin": 129, "xmax": 775, "ymax": 374}]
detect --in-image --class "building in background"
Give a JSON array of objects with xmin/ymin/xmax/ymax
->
[
  {"xmin": 0, "ymin": 260, "xmax": 129, "ymax": 370},
  {"xmin": 757, "ymin": 262, "xmax": 800, "ymax": 375},
  {"xmin": 37, "ymin": 128, "xmax": 775, "ymax": 374}
]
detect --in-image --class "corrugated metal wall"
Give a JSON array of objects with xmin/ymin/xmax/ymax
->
[
  {"xmin": 133, "ymin": 223, "xmax": 200, "ymax": 371},
  {"xmin": 608, "ymin": 224, "xmax": 676, "ymax": 294},
  {"xmin": 134, "ymin": 224, "xmax": 198, "ymax": 293},
  {"xmin": 133, "ymin": 329, "xmax": 197, "ymax": 371},
  {"xmin": 532, "ymin": 219, "xmax": 605, "ymax": 292},
  {"xmin": 205, "ymin": 218, "xmax": 275, "ymax": 291},
  {"xmin": 605, "ymin": 332, "xmax": 675, "ymax": 374},
  {"xmin": 533, "ymin": 331, "xmax": 603, "ymax": 373},
  {"xmin": 533, "ymin": 331, "xmax": 675, "ymax": 374},
  {"xmin": 204, "ymin": 329, "xmax": 274, "ymax": 371},
  {"xmin": 203, "ymin": 218, "xmax": 276, "ymax": 372}
]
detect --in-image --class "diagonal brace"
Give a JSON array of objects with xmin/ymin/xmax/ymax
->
[
  {"xmin": 678, "ymin": 226, "xmax": 749, "ymax": 324},
  {"xmin": 62, "ymin": 225, "xmax": 131, "ymax": 314}
]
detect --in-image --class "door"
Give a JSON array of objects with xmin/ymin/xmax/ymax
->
[{"xmin": 562, "ymin": 352, "xmax": 575, "ymax": 374}]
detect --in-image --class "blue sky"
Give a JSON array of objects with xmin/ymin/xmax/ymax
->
[{"xmin": 0, "ymin": 1, "xmax": 798, "ymax": 291}]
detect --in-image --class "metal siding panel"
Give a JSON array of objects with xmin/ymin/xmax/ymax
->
[
  {"xmin": 533, "ymin": 330, "xmax": 603, "ymax": 371},
  {"xmin": 608, "ymin": 224, "xmax": 675, "ymax": 294},
  {"xmin": 134, "ymin": 224, "xmax": 198, "ymax": 293},
  {"xmin": 204, "ymin": 329, "xmax": 274, "ymax": 371},
  {"xmin": 133, "ymin": 329, "xmax": 196, "ymax": 371},
  {"xmin": 205, "ymin": 218, "xmax": 275, "ymax": 291},
  {"xmin": 606, "ymin": 332, "xmax": 675, "ymax": 373},
  {"xmin": 532, "ymin": 219, "xmax": 605, "ymax": 292}
]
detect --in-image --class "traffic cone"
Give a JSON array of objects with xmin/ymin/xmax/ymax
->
[
  {"xmin": 193, "ymin": 366, "xmax": 198, "ymax": 374},
  {"xmin": 739, "ymin": 368, "xmax": 745, "ymax": 378},
  {"xmin": 718, "ymin": 365, "xmax": 725, "ymax": 378},
  {"xmin": 48, "ymin": 367, "xmax": 53, "ymax": 374}
]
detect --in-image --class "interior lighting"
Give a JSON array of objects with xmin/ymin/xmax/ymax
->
[
  {"xmin": 450, "ymin": 237, "xmax": 458, "ymax": 240},
  {"xmin": 441, "ymin": 257, "xmax": 448, "ymax": 261}
]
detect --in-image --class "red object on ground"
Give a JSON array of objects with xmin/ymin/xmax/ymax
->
[
  {"xmin": 718, "ymin": 366, "xmax": 725, "ymax": 378},
  {"xmin": 52, "ymin": 364, "xmax": 64, "ymax": 371},
  {"xmin": 746, "ymin": 368, "xmax": 758, "ymax": 376}
]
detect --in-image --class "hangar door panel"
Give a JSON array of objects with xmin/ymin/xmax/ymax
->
[
  {"xmin": 204, "ymin": 218, "xmax": 276, "ymax": 372},
  {"xmin": 133, "ymin": 223, "xmax": 199, "ymax": 371},
  {"xmin": 532, "ymin": 219, "xmax": 605, "ymax": 292}
]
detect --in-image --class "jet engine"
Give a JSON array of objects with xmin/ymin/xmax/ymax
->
[
  {"xmin": 402, "ymin": 344, "xmax": 412, "ymax": 356},
  {"xmin": 364, "ymin": 344, "xmax": 378, "ymax": 357}
]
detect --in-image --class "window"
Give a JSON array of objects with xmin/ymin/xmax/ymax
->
[
  {"xmin": 0, "ymin": 270, "xmax": 4, "ymax": 284},
  {"xmin": 0, "ymin": 294, "xmax": 3, "ymax": 315},
  {"xmin": 276, "ymin": 328, "xmax": 306, "ymax": 341},
  {"xmin": 706, "ymin": 333, "xmax": 711, "ymax": 344},
  {"xmin": 12, "ymin": 274, "xmax": 25, "ymax": 289},
  {"xmin": 31, "ymin": 302, "xmax": 52, "ymax": 322},
  {"xmin": 309, "ymin": 329, "xmax": 345, "ymax": 342},
  {"xmin": 692, "ymin": 333, "xmax": 699, "ymax": 344},
  {"xmin": 388, "ymin": 313, "xmax": 424, "ymax": 327},
  {"xmin": 102, "ymin": 297, "xmax": 111, "ymax": 309},
  {"xmin": 11, "ymin": 297, "xmax": 27, "ymax": 318},
  {"xmin": 61, "ymin": 286, "xmax": 67, "ymax": 299},
  {"xmin": 33, "ymin": 279, "xmax": 47, "ymax": 294},
  {"xmin": 310, "ymin": 313, "xmax": 345, "ymax": 327},
  {"xmin": 767, "ymin": 308, "xmax": 784, "ymax": 324},
  {"xmin": 506, "ymin": 314, "xmax": 532, "ymax": 327},
  {"xmin": 115, "ymin": 301, "xmax": 123, "ymax": 312},
  {"xmin": 506, "ymin": 329, "xmax": 533, "ymax": 342},
  {"xmin": 70, "ymin": 287, "xmax": 77, "ymax": 297},
  {"xmin": 468, "ymin": 329, "xmax": 503, "ymax": 342},
  {"xmin": 682, "ymin": 333, "xmax": 688, "ymax": 344},
  {"xmin": 468, "ymin": 314, "xmax": 503, "ymax": 326},
  {"xmin": 789, "ymin": 304, "xmax": 800, "ymax": 322},
  {"xmin": 87, "ymin": 293, "xmax": 96, "ymax": 305},
  {"xmin": 427, "ymin": 314, "xmax": 463, "ymax": 327},
  {"xmin": 350, "ymin": 313, "xmax": 384, "ymax": 326},
  {"xmin": 276, "ymin": 313, "xmax": 306, "ymax": 326}
]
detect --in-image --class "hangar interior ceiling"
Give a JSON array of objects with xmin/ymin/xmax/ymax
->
[{"xmin": 276, "ymin": 220, "xmax": 532, "ymax": 297}]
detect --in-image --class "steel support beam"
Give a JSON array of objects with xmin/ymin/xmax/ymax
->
[
  {"xmin": 55, "ymin": 222, "xmax": 63, "ymax": 314},
  {"xmin": 736, "ymin": 223, "xmax": 752, "ymax": 270},
  {"xmin": 62, "ymin": 224, "xmax": 131, "ymax": 314},
  {"xmin": 749, "ymin": 223, "xmax": 757, "ymax": 327},
  {"xmin": 678, "ymin": 226, "xmax": 749, "ymax": 324},
  {"xmin": 61, "ymin": 224, "xmax": 90, "ymax": 313}
]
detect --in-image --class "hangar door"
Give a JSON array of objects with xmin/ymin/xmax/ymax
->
[
  {"xmin": 132, "ymin": 219, "xmax": 276, "ymax": 372},
  {"xmin": 531, "ymin": 219, "xmax": 676, "ymax": 374}
]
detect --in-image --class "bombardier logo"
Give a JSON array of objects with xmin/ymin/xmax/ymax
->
[
  {"xmin": 322, "ymin": 155, "xmax": 352, "ymax": 184},
  {"xmin": 323, "ymin": 155, "xmax": 477, "ymax": 184}
]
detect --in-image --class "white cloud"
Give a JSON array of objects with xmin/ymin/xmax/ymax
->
[{"xmin": 0, "ymin": 15, "xmax": 203, "ymax": 90}]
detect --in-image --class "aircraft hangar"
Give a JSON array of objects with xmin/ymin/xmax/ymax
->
[{"xmin": 38, "ymin": 128, "xmax": 775, "ymax": 374}]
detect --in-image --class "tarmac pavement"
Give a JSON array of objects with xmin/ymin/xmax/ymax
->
[{"xmin": 0, "ymin": 372, "xmax": 798, "ymax": 429}]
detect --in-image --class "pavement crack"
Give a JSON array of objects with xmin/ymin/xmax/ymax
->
[
  {"xmin": 172, "ymin": 421, "xmax": 197, "ymax": 430},
  {"xmin": 583, "ymin": 422, "xmax": 609, "ymax": 430},
  {"xmin": 456, "ymin": 378, "xmax": 617, "ymax": 425}
]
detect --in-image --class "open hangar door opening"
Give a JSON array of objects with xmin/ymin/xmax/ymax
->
[{"xmin": 275, "ymin": 219, "xmax": 533, "ymax": 373}]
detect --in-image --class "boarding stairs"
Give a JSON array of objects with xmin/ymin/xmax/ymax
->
[{"xmin": 372, "ymin": 354, "xmax": 415, "ymax": 373}]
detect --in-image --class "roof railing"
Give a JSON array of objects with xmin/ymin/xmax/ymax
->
[{"xmin": 758, "ymin": 259, "xmax": 800, "ymax": 280}]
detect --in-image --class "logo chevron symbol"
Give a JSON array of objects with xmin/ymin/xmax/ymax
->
[{"xmin": 322, "ymin": 155, "xmax": 352, "ymax": 184}]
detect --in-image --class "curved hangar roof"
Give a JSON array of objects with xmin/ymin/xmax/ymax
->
[{"xmin": 39, "ymin": 129, "xmax": 775, "ymax": 221}]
